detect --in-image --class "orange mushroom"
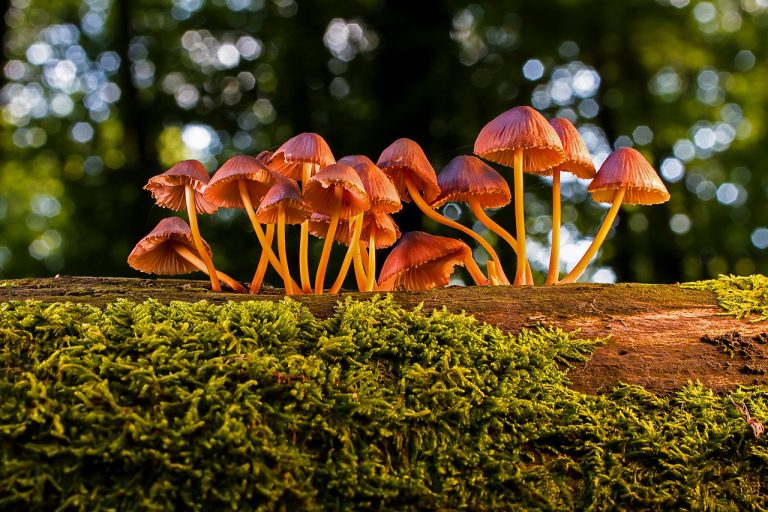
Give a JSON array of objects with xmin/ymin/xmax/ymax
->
[
  {"xmin": 474, "ymin": 106, "xmax": 565, "ymax": 285},
  {"xmin": 269, "ymin": 133, "xmax": 335, "ymax": 293},
  {"xmin": 254, "ymin": 177, "xmax": 311, "ymax": 295},
  {"xmin": 377, "ymin": 231, "xmax": 486, "ymax": 291},
  {"xmin": 543, "ymin": 118, "xmax": 597, "ymax": 284},
  {"xmin": 376, "ymin": 138, "xmax": 502, "ymax": 285},
  {"xmin": 358, "ymin": 212, "xmax": 401, "ymax": 291},
  {"xmin": 303, "ymin": 163, "xmax": 370, "ymax": 294},
  {"xmin": 558, "ymin": 147, "xmax": 670, "ymax": 284},
  {"xmin": 144, "ymin": 160, "xmax": 222, "ymax": 291},
  {"xmin": 339, "ymin": 154, "xmax": 402, "ymax": 291},
  {"xmin": 128, "ymin": 217, "xmax": 246, "ymax": 293}
]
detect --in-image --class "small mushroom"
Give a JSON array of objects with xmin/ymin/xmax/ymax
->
[
  {"xmin": 303, "ymin": 163, "xmax": 370, "ymax": 294},
  {"xmin": 378, "ymin": 231, "xmax": 486, "ymax": 291},
  {"xmin": 255, "ymin": 177, "xmax": 311, "ymax": 295},
  {"xmin": 474, "ymin": 106, "xmax": 565, "ymax": 285},
  {"xmin": 542, "ymin": 118, "xmax": 596, "ymax": 284},
  {"xmin": 269, "ymin": 133, "xmax": 336, "ymax": 293},
  {"xmin": 377, "ymin": 138, "xmax": 503, "ymax": 285},
  {"xmin": 558, "ymin": 147, "xmax": 670, "ymax": 284},
  {"xmin": 144, "ymin": 160, "xmax": 222, "ymax": 291},
  {"xmin": 128, "ymin": 217, "xmax": 246, "ymax": 293}
]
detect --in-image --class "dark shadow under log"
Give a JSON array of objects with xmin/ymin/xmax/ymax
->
[{"xmin": 2, "ymin": 276, "xmax": 766, "ymax": 395}]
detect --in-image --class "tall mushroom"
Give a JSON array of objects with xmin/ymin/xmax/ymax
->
[
  {"xmin": 269, "ymin": 133, "xmax": 335, "ymax": 293},
  {"xmin": 128, "ymin": 217, "xmax": 246, "ymax": 293},
  {"xmin": 254, "ymin": 176, "xmax": 311, "ymax": 295},
  {"xmin": 358, "ymin": 212, "xmax": 401, "ymax": 291},
  {"xmin": 339, "ymin": 155, "xmax": 402, "ymax": 291},
  {"xmin": 303, "ymin": 162, "xmax": 370, "ymax": 294},
  {"xmin": 558, "ymin": 147, "xmax": 670, "ymax": 284},
  {"xmin": 474, "ymin": 106, "xmax": 565, "ymax": 285},
  {"xmin": 377, "ymin": 231, "xmax": 486, "ymax": 291},
  {"xmin": 432, "ymin": 155, "xmax": 524, "ymax": 285},
  {"xmin": 376, "ymin": 138, "xmax": 502, "ymax": 285},
  {"xmin": 544, "ymin": 118, "xmax": 596, "ymax": 284},
  {"xmin": 144, "ymin": 160, "xmax": 222, "ymax": 291}
]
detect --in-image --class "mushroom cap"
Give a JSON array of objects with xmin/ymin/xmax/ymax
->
[
  {"xmin": 204, "ymin": 155, "xmax": 276, "ymax": 209},
  {"xmin": 127, "ymin": 217, "xmax": 212, "ymax": 275},
  {"xmin": 587, "ymin": 147, "xmax": 671, "ymax": 205},
  {"xmin": 303, "ymin": 163, "xmax": 370, "ymax": 220},
  {"xmin": 544, "ymin": 118, "xmax": 596, "ymax": 179},
  {"xmin": 144, "ymin": 160, "xmax": 218, "ymax": 214},
  {"xmin": 376, "ymin": 138, "xmax": 441, "ymax": 204},
  {"xmin": 308, "ymin": 212, "xmax": 353, "ymax": 245},
  {"xmin": 339, "ymin": 154, "xmax": 402, "ymax": 214},
  {"xmin": 474, "ymin": 106, "xmax": 565, "ymax": 173},
  {"xmin": 255, "ymin": 177, "xmax": 311, "ymax": 225},
  {"xmin": 377, "ymin": 231, "xmax": 469, "ymax": 291},
  {"xmin": 359, "ymin": 212, "xmax": 401, "ymax": 249},
  {"xmin": 268, "ymin": 132, "xmax": 336, "ymax": 181},
  {"xmin": 432, "ymin": 155, "xmax": 511, "ymax": 209}
]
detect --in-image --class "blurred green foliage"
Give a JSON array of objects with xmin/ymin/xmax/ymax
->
[{"xmin": 0, "ymin": 0, "xmax": 766, "ymax": 284}]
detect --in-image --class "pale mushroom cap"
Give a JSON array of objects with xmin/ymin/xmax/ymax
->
[
  {"xmin": 339, "ymin": 154, "xmax": 402, "ymax": 214},
  {"xmin": 303, "ymin": 163, "xmax": 370, "ymax": 220},
  {"xmin": 268, "ymin": 132, "xmax": 336, "ymax": 181},
  {"xmin": 127, "ymin": 217, "xmax": 211, "ymax": 275},
  {"xmin": 144, "ymin": 160, "xmax": 218, "ymax": 214},
  {"xmin": 474, "ymin": 106, "xmax": 565, "ymax": 172},
  {"xmin": 204, "ymin": 155, "xmax": 276, "ymax": 209},
  {"xmin": 359, "ymin": 212, "xmax": 400, "ymax": 249},
  {"xmin": 432, "ymin": 155, "xmax": 511, "ymax": 209},
  {"xmin": 544, "ymin": 118, "xmax": 596, "ymax": 179},
  {"xmin": 587, "ymin": 147, "xmax": 671, "ymax": 205},
  {"xmin": 376, "ymin": 138, "xmax": 441, "ymax": 204},
  {"xmin": 378, "ymin": 231, "xmax": 469, "ymax": 291},
  {"xmin": 255, "ymin": 177, "xmax": 311, "ymax": 225}
]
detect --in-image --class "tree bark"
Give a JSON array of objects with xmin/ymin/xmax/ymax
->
[{"xmin": 2, "ymin": 276, "xmax": 765, "ymax": 395}]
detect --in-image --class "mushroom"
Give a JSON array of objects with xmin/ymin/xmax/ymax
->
[
  {"xmin": 376, "ymin": 138, "xmax": 503, "ymax": 285},
  {"xmin": 203, "ymin": 155, "xmax": 295, "ymax": 293},
  {"xmin": 128, "ymin": 217, "xmax": 246, "ymax": 293},
  {"xmin": 558, "ymin": 147, "xmax": 670, "ymax": 284},
  {"xmin": 377, "ymin": 231, "xmax": 486, "ymax": 291},
  {"xmin": 358, "ymin": 212, "xmax": 401, "ymax": 291},
  {"xmin": 339, "ymin": 154, "xmax": 402, "ymax": 291},
  {"xmin": 269, "ymin": 133, "xmax": 336, "ymax": 293},
  {"xmin": 474, "ymin": 106, "xmax": 565, "ymax": 285},
  {"xmin": 254, "ymin": 176, "xmax": 311, "ymax": 295},
  {"xmin": 544, "ymin": 118, "xmax": 597, "ymax": 284},
  {"xmin": 303, "ymin": 163, "xmax": 370, "ymax": 294},
  {"xmin": 432, "ymin": 155, "xmax": 526, "ymax": 285},
  {"xmin": 144, "ymin": 160, "xmax": 222, "ymax": 291}
]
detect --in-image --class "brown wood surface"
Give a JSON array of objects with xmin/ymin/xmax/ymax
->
[{"xmin": 2, "ymin": 276, "xmax": 766, "ymax": 395}]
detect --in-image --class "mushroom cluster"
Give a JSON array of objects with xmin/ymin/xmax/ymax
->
[{"xmin": 129, "ymin": 105, "xmax": 670, "ymax": 293}]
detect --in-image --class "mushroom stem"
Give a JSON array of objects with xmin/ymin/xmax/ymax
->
[
  {"xmin": 463, "ymin": 252, "xmax": 489, "ymax": 286},
  {"xmin": 365, "ymin": 232, "xmax": 377, "ymax": 292},
  {"xmin": 404, "ymin": 178, "xmax": 496, "ymax": 285},
  {"xmin": 277, "ymin": 206, "xmax": 294, "ymax": 295},
  {"xmin": 512, "ymin": 148, "xmax": 528, "ymax": 286},
  {"xmin": 250, "ymin": 224, "xmax": 274, "ymax": 294},
  {"xmin": 353, "ymin": 245, "xmax": 368, "ymax": 291},
  {"xmin": 173, "ymin": 244, "xmax": 246, "ymax": 293},
  {"xmin": 238, "ymin": 181, "xmax": 301, "ymax": 292},
  {"xmin": 559, "ymin": 186, "xmax": 626, "ymax": 284},
  {"xmin": 467, "ymin": 199, "xmax": 530, "ymax": 285},
  {"xmin": 315, "ymin": 186, "xmax": 343, "ymax": 294},
  {"xmin": 330, "ymin": 213, "xmax": 364, "ymax": 294},
  {"xmin": 298, "ymin": 163, "xmax": 314, "ymax": 293},
  {"xmin": 184, "ymin": 185, "xmax": 221, "ymax": 291},
  {"xmin": 546, "ymin": 170, "xmax": 562, "ymax": 285}
]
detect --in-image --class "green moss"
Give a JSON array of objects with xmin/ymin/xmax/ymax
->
[
  {"xmin": 1, "ymin": 295, "xmax": 767, "ymax": 510},
  {"xmin": 682, "ymin": 274, "xmax": 768, "ymax": 321}
]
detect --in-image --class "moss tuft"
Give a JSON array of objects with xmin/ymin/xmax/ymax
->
[
  {"xmin": 1, "ymin": 295, "xmax": 767, "ymax": 510},
  {"xmin": 682, "ymin": 274, "xmax": 768, "ymax": 321}
]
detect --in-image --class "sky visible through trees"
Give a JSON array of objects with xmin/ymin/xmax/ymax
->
[{"xmin": 0, "ymin": 0, "xmax": 766, "ymax": 285}]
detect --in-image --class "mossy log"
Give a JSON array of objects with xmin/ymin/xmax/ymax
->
[{"xmin": 2, "ymin": 276, "xmax": 765, "ymax": 395}]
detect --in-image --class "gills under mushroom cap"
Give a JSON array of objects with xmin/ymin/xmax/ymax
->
[
  {"xmin": 144, "ymin": 160, "xmax": 218, "ymax": 214},
  {"xmin": 204, "ymin": 155, "xmax": 276, "ymax": 209},
  {"xmin": 303, "ymin": 163, "xmax": 370, "ymax": 219},
  {"xmin": 255, "ymin": 177, "xmax": 311, "ymax": 225},
  {"xmin": 127, "ymin": 217, "xmax": 211, "ymax": 275},
  {"xmin": 376, "ymin": 138, "xmax": 440, "ymax": 204}
]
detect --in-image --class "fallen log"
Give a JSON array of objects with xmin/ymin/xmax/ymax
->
[{"xmin": 1, "ymin": 275, "xmax": 765, "ymax": 395}]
